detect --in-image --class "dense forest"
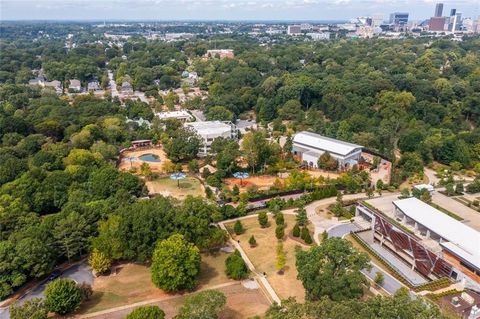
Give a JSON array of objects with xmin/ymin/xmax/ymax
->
[{"xmin": 0, "ymin": 23, "xmax": 479, "ymax": 301}]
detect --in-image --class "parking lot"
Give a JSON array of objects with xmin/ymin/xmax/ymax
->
[{"xmin": 0, "ymin": 262, "xmax": 93, "ymax": 319}]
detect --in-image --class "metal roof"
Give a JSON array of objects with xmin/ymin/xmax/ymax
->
[
  {"xmin": 185, "ymin": 121, "xmax": 233, "ymax": 137},
  {"xmin": 393, "ymin": 197, "xmax": 480, "ymax": 270},
  {"xmin": 293, "ymin": 131, "xmax": 362, "ymax": 157}
]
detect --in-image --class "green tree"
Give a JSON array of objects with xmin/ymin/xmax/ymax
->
[
  {"xmin": 53, "ymin": 211, "xmax": 89, "ymax": 261},
  {"xmin": 176, "ymin": 290, "xmax": 226, "ymax": 319},
  {"xmin": 295, "ymin": 207, "xmax": 308, "ymax": 226},
  {"xmin": 206, "ymin": 105, "xmax": 235, "ymax": 122},
  {"xmin": 275, "ymin": 211, "xmax": 285, "ymax": 226},
  {"xmin": 88, "ymin": 249, "xmax": 112, "ymax": 274},
  {"xmin": 455, "ymin": 182, "xmax": 464, "ymax": 194},
  {"xmin": 317, "ymin": 152, "xmax": 337, "ymax": 171},
  {"xmin": 233, "ymin": 220, "xmax": 245, "ymax": 235},
  {"xmin": 258, "ymin": 211, "xmax": 268, "ymax": 228},
  {"xmin": 292, "ymin": 223, "xmax": 300, "ymax": 237},
  {"xmin": 374, "ymin": 271, "xmax": 384, "ymax": 286},
  {"xmin": 276, "ymin": 242, "xmax": 286, "ymax": 274},
  {"xmin": 151, "ymin": 234, "xmax": 201, "ymax": 292},
  {"xmin": 44, "ymin": 278, "xmax": 82, "ymax": 315},
  {"xmin": 249, "ymin": 235, "xmax": 257, "ymax": 247},
  {"xmin": 301, "ymin": 227, "xmax": 313, "ymax": 244},
  {"xmin": 10, "ymin": 298, "xmax": 47, "ymax": 319},
  {"xmin": 275, "ymin": 224, "xmax": 285, "ymax": 240},
  {"xmin": 127, "ymin": 305, "xmax": 165, "ymax": 319},
  {"xmin": 164, "ymin": 128, "xmax": 201, "ymax": 162},
  {"xmin": 330, "ymin": 193, "xmax": 345, "ymax": 218},
  {"xmin": 296, "ymin": 237, "xmax": 370, "ymax": 301},
  {"xmin": 225, "ymin": 250, "xmax": 249, "ymax": 280}
]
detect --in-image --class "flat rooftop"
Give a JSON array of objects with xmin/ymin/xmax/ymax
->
[
  {"xmin": 156, "ymin": 110, "xmax": 192, "ymax": 119},
  {"xmin": 293, "ymin": 131, "xmax": 362, "ymax": 156},
  {"xmin": 185, "ymin": 121, "xmax": 233, "ymax": 137},
  {"xmin": 393, "ymin": 197, "xmax": 480, "ymax": 271}
]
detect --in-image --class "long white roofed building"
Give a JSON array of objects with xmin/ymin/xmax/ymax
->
[
  {"xmin": 393, "ymin": 197, "xmax": 480, "ymax": 279},
  {"xmin": 292, "ymin": 131, "xmax": 363, "ymax": 169}
]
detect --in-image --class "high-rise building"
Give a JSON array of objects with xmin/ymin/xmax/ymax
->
[
  {"xmin": 389, "ymin": 12, "xmax": 409, "ymax": 25},
  {"xmin": 429, "ymin": 17, "xmax": 446, "ymax": 31},
  {"xmin": 435, "ymin": 3, "xmax": 444, "ymax": 17},
  {"xmin": 372, "ymin": 14, "xmax": 384, "ymax": 28},
  {"xmin": 287, "ymin": 25, "xmax": 302, "ymax": 35}
]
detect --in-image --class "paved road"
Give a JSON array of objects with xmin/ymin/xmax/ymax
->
[
  {"xmin": 0, "ymin": 262, "xmax": 93, "ymax": 319},
  {"xmin": 431, "ymin": 191, "xmax": 480, "ymax": 231},
  {"xmin": 327, "ymin": 223, "xmax": 360, "ymax": 238},
  {"xmin": 108, "ymin": 71, "xmax": 119, "ymax": 98}
]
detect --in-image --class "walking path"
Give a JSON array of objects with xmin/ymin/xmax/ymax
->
[
  {"xmin": 76, "ymin": 281, "xmax": 238, "ymax": 319},
  {"xmin": 218, "ymin": 222, "xmax": 281, "ymax": 305}
]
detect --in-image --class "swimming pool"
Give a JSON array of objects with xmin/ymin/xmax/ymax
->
[{"xmin": 138, "ymin": 153, "xmax": 161, "ymax": 162}]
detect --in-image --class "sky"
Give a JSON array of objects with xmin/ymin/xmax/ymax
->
[{"xmin": 1, "ymin": 0, "xmax": 479, "ymax": 21}]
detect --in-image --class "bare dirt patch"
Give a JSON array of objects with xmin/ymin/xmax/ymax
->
[
  {"xmin": 224, "ymin": 175, "xmax": 284, "ymax": 191},
  {"xmin": 145, "ymin": 176, "xmax": 205, "ymax": 199}
]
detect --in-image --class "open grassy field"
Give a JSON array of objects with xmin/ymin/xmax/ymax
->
[
  {"xmin": 145, "ymin": 176, "xmax": 204, "ymax": 199},
  {"xmin": 225, "ymin": 214, "xmax": 311, "ymax": 302},
  {"xmin": 78, "ymin": 252, "xmax": 232, "ymax": 314}
]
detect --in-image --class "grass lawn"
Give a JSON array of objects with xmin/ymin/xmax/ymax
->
[
  {"xmin": 145, "ymin": 176, "xmax": 204, "ymax": 199},
  {"xmin": 78, "ymin": 251, "xmax": 232, "ymax": 314},
  {"xmin": 100, "ymin": 282, "xmax": 270, "ymax": 319},
  {"xmin": 226, "ymin": 214, "xmax": 311, "ymax": 302}
]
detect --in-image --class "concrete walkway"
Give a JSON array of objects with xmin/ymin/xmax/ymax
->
[{"xmin": 76, "ymin": 281, "xmax": 238, "ymax": 319}]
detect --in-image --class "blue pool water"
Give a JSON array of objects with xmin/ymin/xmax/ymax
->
[{"xmin": 138, "ymin": 153, "xmax": 161, "ymax": 162}]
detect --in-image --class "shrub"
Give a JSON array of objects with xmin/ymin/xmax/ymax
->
[
  {"xmin": 275, "ymin": 212, "xmax": 285, "ymax": 226},
  {"xmin": 374, "ymin": 272, "xmax": 384, "ymax": 286},
  {"xmin": 233, "ymin": 220, "xmax": 244, "ymax": 235},
  {"xmin": 88, "ymin": 249, "xmax": 111, "ymax": 275},
  {"xmin": 44, "ymin": 278, "xmax": 82, "ymax": 315},
  {"xmin": 225, "ymin": 250, "xmax": 249, "ymax": 280},
  {"xmin": 275, "ymin": 224, "xmax": 285, "ymax": 240},
  {"xmin": 301, "ymin": 227, "xmax": 313, "ymax": 244},
  {"xmin": 127, "ymin": 305, "xmax": 165, "ymax": 319},
  {"xmin": 10, "ymin": 298, "xmax": 47, "ymax": 319},
  {"xmin": 78, "ymin": 282, "xmax": 93, "ymax": 301},
  {"xmin": 292, "ymin": 223, "xmax": 300, "ymax": 237},
  {"xmin": 248, "ymin": 235, "xmax": 257, "ymax": 247},
  {"xmin": 258, "ymin": 211, "xmax": 268, "ymax": 228}
]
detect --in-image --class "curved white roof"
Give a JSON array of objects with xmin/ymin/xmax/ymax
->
[
  {"xmin": 393, "ymin": 197, "xmax": 480, "ymax": 270},
  {"xmin": 293, "ymin": 131, "xmax": 362, "ymax": 156}
]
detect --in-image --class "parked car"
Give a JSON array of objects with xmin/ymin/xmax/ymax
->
[{"xmin": 46, "ymin": 270, "xmax": 62, "ymax": 282}]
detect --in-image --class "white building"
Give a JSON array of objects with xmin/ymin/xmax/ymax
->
[
  {"xmin": 185, "ymin": 121, "xmax": 237, "ymax": 156},
  {"xmin": 68, "ymin": 79, "xmax": 81, "ymax": 92},
  {"xmin": 155, "ymin": 110, "xmax": 193, "ymax": 123},
  {"xmin": 393, "ymin": 197, "xmax": 480, "ymax": 278},
  {"xmin": 292, "ymin": 131, "xmax": 363, "ymax": 169},
  {"xmin": 413, "ymin": 184, "xmax": 435, "ymax": 193},
  {"xmin": 307, "ymin": 32, "xmax": 330, "ymax": 40}
]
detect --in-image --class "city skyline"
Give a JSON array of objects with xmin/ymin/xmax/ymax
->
[{"xmin": 1, "ymin": 0, "xmax": 479, "ymax": 21}]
